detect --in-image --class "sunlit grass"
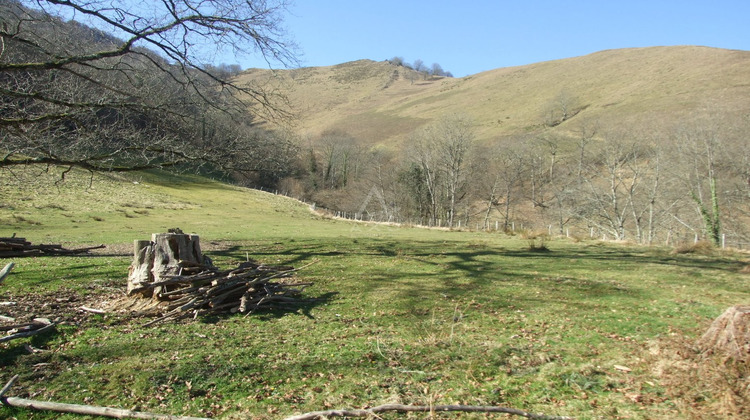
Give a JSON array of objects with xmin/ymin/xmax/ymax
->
[{"xmin": 1, "ymin": 167, "xmax": 748, "ymax": 419}]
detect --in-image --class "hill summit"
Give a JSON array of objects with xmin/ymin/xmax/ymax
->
[{"xmin": 239, "ymin": 46, "xmax": 750, "ymax": 146}]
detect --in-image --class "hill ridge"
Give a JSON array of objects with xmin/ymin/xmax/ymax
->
[{"xmin": 239, "ymin": 46, "xmax": 750, "ymax": 146}]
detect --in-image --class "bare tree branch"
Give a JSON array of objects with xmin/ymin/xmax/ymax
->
[{"xmin": 1, "ymin": 0, "xmax": 298, "ymax": 174}]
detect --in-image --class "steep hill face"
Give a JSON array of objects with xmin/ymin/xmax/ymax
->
[{"xmin": 239, "ymin": 46, "xmax": 750, "ymax": 146}]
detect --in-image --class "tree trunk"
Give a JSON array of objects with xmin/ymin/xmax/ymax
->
[
  {"xmin": 127, "ymin": 232, "xmax": 209, "ymax": 297},
  {"xmin": 697, "ymin": 305, "xmax": 750, "ymax": 362}
]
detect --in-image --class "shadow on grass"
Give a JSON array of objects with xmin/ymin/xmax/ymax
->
[
  {"xmin": 208, "ymin": 243, "xmax": 346, "ymax": 265},
  {"xmin": 0, "ymin": 325, "xmax": 60, "ymax": 369},
  {"xmin": 206, "ymin": 237, "xmax": 747, "ymax": 314},
  {"xmin": 197, "ymin": 291, "xmax": 339, "ymax": 324}
]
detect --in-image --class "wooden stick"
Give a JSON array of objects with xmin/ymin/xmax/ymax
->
[
  {"xmin": 0, "ymin": 323, "xmax": 56, "ymax": 343},
  {"xmin": 0, "ymin": 322, "xmax": 43, "ymax": 332},
  {"xmin": 0, "ymin": 262, "xmax": 14, "ymax": 284},
  {"xmin": 63, "ymin": 244, "xmax": 106, "ymax": 254},
  {"xmin": 283, "ymin": 403, "xmax": 574, "ymax": 420},
  {"xmin": 79, "ymin": 306, "xmax": 107, "ymax": 314},
  {"xmin": 1, "ymin": 395, "xmax": 213, "ymax": 419},
  {"xmin": 0, "ymin": 375, "xmax": 18, "ymax": 398}
]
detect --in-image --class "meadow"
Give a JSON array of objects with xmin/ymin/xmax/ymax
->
[{"xmin": 1, "ymin": 167, "xmax": 748, "ymax": 419}]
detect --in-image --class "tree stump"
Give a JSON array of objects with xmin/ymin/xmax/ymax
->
[
  {"xmin": 127, "ymin": 231, "xmax": 213, "ymax": 297},
  {"xmin": 697, "ymin": 305, "xmax": 750, "ymax": 363}
]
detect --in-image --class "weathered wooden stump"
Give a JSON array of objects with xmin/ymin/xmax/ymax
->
[
  {"xmin": 697, "ymin": 305, "xmax": 750, "ymax": 362},
  {"xmin": 127, "ymin": 231, "xmax": 213, "ymax": 297}
]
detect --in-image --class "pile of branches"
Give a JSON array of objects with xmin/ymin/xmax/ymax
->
[
  {"xmin": 131, "ymin": 261, "xmax": 313, "ymax": 326},
  {"xmin": 0, "ymin": 236, "xmax": 104, "ymax": 258}
]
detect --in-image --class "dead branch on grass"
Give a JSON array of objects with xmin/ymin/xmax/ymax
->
[
  {"xmin": 0, "ymin": 375, "xmax": 212, "ymax": 420},
  {"xmin": 0, "ymin": 237, "xmax": 104, "ymax": 258},
  {"xmin": 0, "ymin": 318, "xmax": 56, "ymax": 343},
  {"xmin": 0, "ymin": 262, "xmax": 14, "ymax": 284},
  {"xmin": 284, "ymin": 403, "xmax": 574, "ymax": 420}
]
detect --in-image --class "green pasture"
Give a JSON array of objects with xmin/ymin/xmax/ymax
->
[{"xmin": 1, "ymin": 168, "xmax": 748, "ymax": 419}]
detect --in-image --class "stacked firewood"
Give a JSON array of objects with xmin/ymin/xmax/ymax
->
[
  {"xmin": 0, "ymin": 236, "xmax": 104, "ymax": 258},
  {"xmin": 132, "ymin": 261, "xmax": 313, "ymax": 326}
]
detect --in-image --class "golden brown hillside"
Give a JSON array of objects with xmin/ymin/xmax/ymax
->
[{"xmin": 238, "ymin": 46, "xmax": 750, "ymax": 146}]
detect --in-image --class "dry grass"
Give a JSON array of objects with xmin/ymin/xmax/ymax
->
[
  {"xmin": 239, "ymin": 46, "xmax": 750, "ymax": 151},
  {"xmin": 644, "ymin": 331, "xmax": 749, "ymax": 419},
  {"xmin": 673, "ymin": 240, "xmax": 716, "ymax": 255},
  {"xmin": 519, "ymin": 230, "xmax": 551, "ymax": 252}
]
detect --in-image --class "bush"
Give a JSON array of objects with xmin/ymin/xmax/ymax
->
[
  {"xmin": 520, "ymin": 230, "xmax": 551, "ymax": 252},
  {"xmin": 673, "ymin": 240, "xmax": 714, "ymax": 255}
]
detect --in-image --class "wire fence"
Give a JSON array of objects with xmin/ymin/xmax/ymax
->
[{"xmin": 250, "ymin": 186, "xmax": 750, "ymax": 250}]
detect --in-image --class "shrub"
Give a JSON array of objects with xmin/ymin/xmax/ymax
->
[
  {"xmin": 521, "ymin": 230, "xmax": 551, "ymax": 252},
  {"xmin": 673, "ymin": 240, "xmax": 714, "ymax": 255}
]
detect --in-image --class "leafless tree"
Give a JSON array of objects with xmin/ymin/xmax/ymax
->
[
  {"xmin": 671, "ymin": 121, "xmax": 727, "ymax": 245},
  {"xmin": 407, "ymin": 115, "xmax": 474, "ymax": 227},
  {"xmin": 408, "ymin": 129, "xmax": 441, "ymax": 225},
  {"xmin": 577, "ymin": 135, "xmax": 640, "ymax": 241},
  {"xmin": 543, "ymin": 90, "xmax": 584, "ymax": 127},
  {"xmin": 388, "ymin": 56, "xmax": 405, "ymax": 66},
  {"xmin": 0, "ymin": 0, "xmax": 297, "ymax": 173},
  {"xmin": 411, "ymin": 59, "xmax": 426, "ymax": 73},
  {"xmin": 316, "ymin": 132, "xmax": 361, "ymax": 190},
  {"xmin": 526, "ymin": 133, "xmax": 577, "ymax": 234},
  {"xmin": 474, "ymin": 144, "xmax": 526, "ymax": 230},
  {"xmin": 430, "ymin": 62, "xmax": 448, "ymax": 77}
]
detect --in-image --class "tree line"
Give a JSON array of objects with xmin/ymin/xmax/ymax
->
[
  {"xmin": 281, "ymin": 114, "xmax": 750, "ymax": 248},
  {"xmin": 387, "ymin": 56, "xmax": 453, "ymax": 78}
]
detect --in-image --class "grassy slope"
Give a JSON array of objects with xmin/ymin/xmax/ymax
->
[
  {"xmin": 240, "ymin": 46, "xmax": 750, "ymax": 148},
  {"xmin": 1, "ymin": 168, "xmax": 749, "ymax": 419}
]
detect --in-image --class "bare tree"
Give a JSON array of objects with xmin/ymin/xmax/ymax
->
[
  {"xmin": 0, "ymin": 0, "xmax": 297, "ymax": 172},
  {"xmin": 408, "ymin": 129, "xmax": 441, "ymax": 225},
  {"xmin": 527, "ymin": 133, "xmax": 577, "ymax": 234},
  {"xmin": 430, "ymin": 62, "xmax": 444, "ymax": 77},
  {"xmin": 316, "ymin": 132, "xmax": 361, "ymax": 190},
  {"xmin": 407, "ymin": 115, "xmax": 474, "ymax": 227},
  {"xmin": 358, "ymin": 147, "xmax": 399, "ymax": 222},
  {"xmin": 411, "ymin": 59, "xmax": 426, "ymax": 73},
  {"xmin": 388, "ymin": 56, "xmax": 405, "ymax": 66},
  {"xmin": 439, "ymin": 115, "xmax": 474, "ymax": 227},
  {"xmin": 672, "ymin": 122, "xmax": 726, "ymax": 245},
  {"xmin": 474, "ymin": 145, "xmax": 526, "ymax": 230},
  {"xmin": 578, "ymin": 135, "xmax": 640, "ymax": 241},
  {"xmin": 543, "ymin": 90, "xmax": 584, "ymax": 127}
]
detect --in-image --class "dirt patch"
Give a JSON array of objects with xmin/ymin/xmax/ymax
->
[{"xmin": 1, "ymin": 287, "xmax": 122, "ymax": 327}]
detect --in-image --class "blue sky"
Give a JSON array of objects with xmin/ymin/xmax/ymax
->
[{"xmin": 239, "ymin": 0, "xmax": 750, "ymax": 76}]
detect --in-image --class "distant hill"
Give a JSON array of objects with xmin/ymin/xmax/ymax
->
[{"xmin": 238, "ymin": 46, "xmax": 750, "ymax": 146}]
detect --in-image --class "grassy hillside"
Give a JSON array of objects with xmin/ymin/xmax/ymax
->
[
  {"xmin": 1, "ymin": 168, "xmax": 749, "ymax": 419},
  {"xmin": 0, "ymin": 167, "xmax": 322, "ymax": 246},
  {"xmin": 240, "ymin": 46, "xmax": 750, "ymax": 147}
]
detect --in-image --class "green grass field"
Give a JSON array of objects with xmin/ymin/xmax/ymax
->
[{"xmin": 1, "ymin": 167, "xmax": 748, "ymax": 419}]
